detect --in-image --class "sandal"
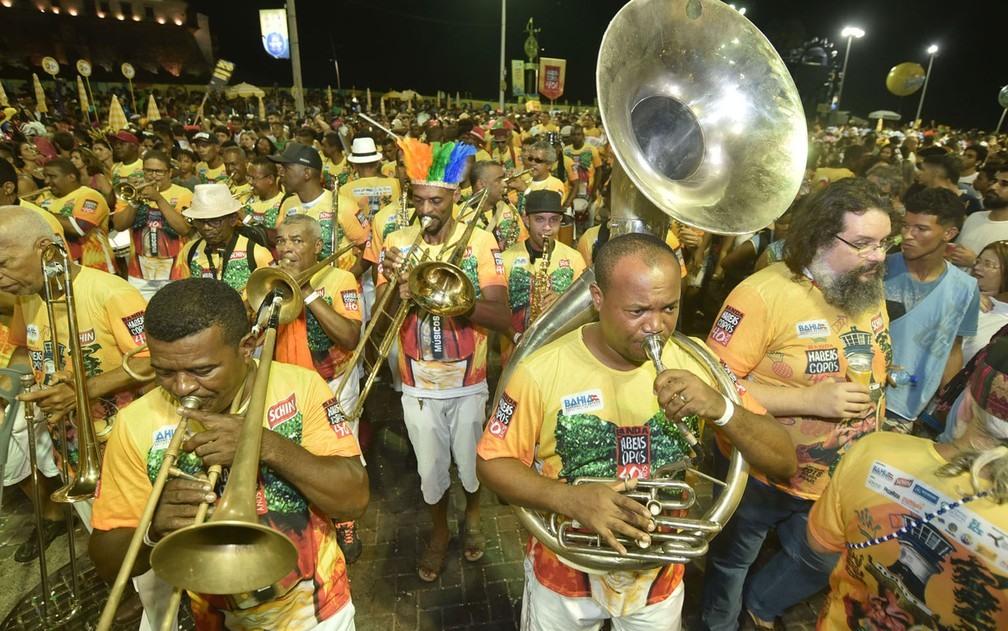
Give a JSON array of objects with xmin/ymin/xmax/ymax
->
[
  {"xmin": 418, "ymin": 538, "xmax": 449, "ymax": 582},
  {"xmin": 462, "ymin": 520, "xmax": 486, "ymax": 562}
]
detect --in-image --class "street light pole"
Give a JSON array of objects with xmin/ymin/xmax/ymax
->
[
  {"xmin": 836, "ymin": 26, "xmax": 864, "ymax": 109},
  {"xmin": 914, "ymin": 44, "xmax": 939, "ymax": 128},
  {"xmin": 499, "ymin": 0, "xmax": 506, "ymax": 112}
]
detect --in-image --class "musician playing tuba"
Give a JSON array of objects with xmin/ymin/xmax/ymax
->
[
  {"xmin": 500, "ymin": 190, "xmax": 586, "ymax": 365},
  {"xmin": 90, "ymin": 278, "xmax": 369, "ymax": 630},
  {"xmin": 477, "ymin": 234, "xmax": 796, "ymax": 631}
]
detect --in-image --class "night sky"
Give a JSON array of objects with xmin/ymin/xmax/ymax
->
[{"xmin": 188, "ymin": 0, "xmax": 1005, "ymax": 131}]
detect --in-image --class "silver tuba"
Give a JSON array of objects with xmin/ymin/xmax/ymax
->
[{"xmin": 494, "ymin": 0, "xmax": 807, "ymax": 573}]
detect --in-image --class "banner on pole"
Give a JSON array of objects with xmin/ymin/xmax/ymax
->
[
  {"xmin": 209, "ymin": 59, "xmax": 236, "ymax": 90},
  {"xmin": 538, "ymin": 57, "xmax": 566, "ymax": 101},
  {"xmin": 511, "ymin": 59, "xmax": 525, "ymax": 96},
  {"xmin": 259, "ymin": 9, "xmax": 290, "ymax": 60}
]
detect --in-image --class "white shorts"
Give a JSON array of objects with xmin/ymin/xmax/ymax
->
[
  {"xmin": 3, "ymin": 399, "xmax": 60, "ymax": 486},
  {"xmin": 401, "ymin": 392, "xmax": 487, "ymax": 505},
  {"xmin": 128, "ymin": 275, "xmax": 172, "ymax": 302},
  {"xmin": 520, "ymin": 555, "xmax": 684, "ymax": 631}
]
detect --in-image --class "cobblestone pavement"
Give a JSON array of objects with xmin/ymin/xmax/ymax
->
[{"xmin": 0, "ymin": 378, "xmax": 824, "ymax": 629}]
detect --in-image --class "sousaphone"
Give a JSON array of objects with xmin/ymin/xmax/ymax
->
[{"xmin": 496, "ymin": 0, "xmax": 807, "ymax": 572}]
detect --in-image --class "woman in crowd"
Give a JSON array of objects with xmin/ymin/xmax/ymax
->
[
  {"xmin": 70, "ymin": 146, "xmax": 114, "ymax": 205},
  {"xmin": 966, "ymin": 240, "xmax": 1008, "ymax": 363},
  {"xmin": 91, "ymin": 139, "xmax": 115, "ymax": 174},
  {"xmin": 254, "ymin": 136, "xmax": 276, "ymax": 157}
]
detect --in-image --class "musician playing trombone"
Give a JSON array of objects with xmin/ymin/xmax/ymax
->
[
  {"xmin": 477, "ymin": 234, "xmax": 795, "ymax": 631},
  {"xmin": 0, "ymin": 206, "xmax": 151, "ymax": 558},
  {"xmin": 90, "ymin": 278, "xmax": 369, "ymax": 631}
]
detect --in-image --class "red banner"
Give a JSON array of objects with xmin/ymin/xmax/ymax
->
[{"xmin": 538, "ymin": 57, "xmax": 566, "ymax": 101}]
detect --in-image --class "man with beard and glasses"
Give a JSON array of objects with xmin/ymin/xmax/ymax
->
[
  {"xmin": 950, "ymin": 165, "xmax": 1008, "ymax": 270},
  {"xmin": 884, "ymin": 188, "xmax": 979, "ymax": 434},
  {"xmin": 700, "ymin": 178, "xmax": 899, "ymax": 631}
]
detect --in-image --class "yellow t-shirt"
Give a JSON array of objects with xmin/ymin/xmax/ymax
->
[
  {"xmin": 577, "ymin": 226, "xmax": 687, "ymax": 278},
  {"xmin": 322, "ymin": 155, "xmax": 351, "ymax": 192},
  {"xmin": 808, "ymin": 432, "xmax": 1008, "ymax": 629},
  {"xmin": 564, "ymin": 144, "xmax": 603, "ymax": 193},
  {"xmin": 478, "ymin": 327, "xmax": 766, "ymax": 609},
  {"xmin": 112, "ymin": 158, "xmax": 145, "ymax": 218},
  {"xmin": 196, "ymin": 161, "xmax": 228, "ymax": 185},
  {"xmin": 500, "ymin": 240, "xmax": 586, "ymax": 361},
  {"xmin": 365, "ymin": 199, "xmax": 412, "ymax": 265},
  {"xmin": 245, "ymin": 190, "xmax": 285, "ymax": 229},
  {"xmin": 230, "ymin": 180, "xmax": 255, "ymax": 205},
  {"xmin": 171, "ymin": 232, "xmax": 274, "ymax": 292},
  {"xmin": 516, "ymin": 176, "xmax": 567, "ymax": 217},
  {"xmin": 276, "ymin": 265, "xmax": 363, "ymax": 381},
  {"xmin": 483, "ymin": 200, "xmax": 528, "ymax": 252},
  {"xmin": 280, "ymin": 190, "xmax": 369, "ymax": 270},
  {"xmin": 41, "ymin": 186, "xmax": 115, "ymax": 273},
  {"xmin": 125, "ymin": 183, "xmax": 193, "ymax": 280},
  {"xmin": 91, "ymin": 362, "xmax": 360, "ymax": 630},
  {"xmin": 377, "ymin": 222, "xmax": 505, "ymax": 395},
  {"xmin": 706, "ymin": 262, "xmax": 891, "ymax": 500},
  {"xmin": 10, "ymin": 266, "xmax": 148, "ymax": 442},
  {"xmin": 340, "ymin": 175, "xmax": 400, "ymax": 221}
]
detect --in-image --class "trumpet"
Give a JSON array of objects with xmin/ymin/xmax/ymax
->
[
  {"xmin": 114, "ymin": 179, "xmax": 160, "ymax": 204},
  {"xmin": 334, "ymin": 189, "xmax": 490, "ymax": 422},
  {"xmin": 20, "ymin": 186, "xmax": 51, "ymax": 200},
  {"xmin": 505, "ymin": 168, "xmax": 532, "ymax": 182}
]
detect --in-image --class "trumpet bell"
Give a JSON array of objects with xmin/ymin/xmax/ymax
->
[
  {"xmin": 408, "ymin": 261, "xmax": 476, "ymax": 317},
  {"xmin": 150, "ymin": 520, "xmax": 298, "ymax": 595},
  {"xmin": 597, "ymin": 0, "xmax": 807, "ymax": 234},
  {"xmin": 245, "ymin": 267, "xmax": 304, "ymax": 325}
]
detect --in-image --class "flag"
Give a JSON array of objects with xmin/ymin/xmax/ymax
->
[
  {"xmin": 146, "ymin": 93, "xmax": 161, "ymax": 121},
  {"xmin": 32, "ymin": 74, "xmax": 47, "ymax": 114},
  {"xmin": 77, "ymin": 76, "xmax": 89, "ymax": 114},
  {"xmin": 259, "ymin": 9, "xmax": 289, "ymax": 59},
  {"xmin": 109, "ymin": 94, "xmax": 127, "ymax": 132},
  {"xmin": 511, "ymin": 60, "xmax": 525, "ymax": 96},
  {"xmin": 538, "ymin": 58, "xmax": 566, "ymax": 101}
]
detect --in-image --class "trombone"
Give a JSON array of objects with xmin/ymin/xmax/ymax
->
[
  {"xmin": 20, "ymin": 186, "xmax": 51, "ymax": 200},
  {"xmin": 332, "ymin": 189, "xmax": 489, "ymax": 422},
  {"xmin": 98, "ymin": 289, "xmax": 303, "ymax": 631}
]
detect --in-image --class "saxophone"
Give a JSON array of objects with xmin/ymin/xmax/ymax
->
[{"xmin": 527, "ymin": 236, "xmax": 553, "ymax": 325}]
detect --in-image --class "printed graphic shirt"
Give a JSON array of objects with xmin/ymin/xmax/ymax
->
[
  {"xmin": 196, "ymin": 161, "xmax": 228, "ymax": 185},
  {"xmin": 125, "ymin": 184, "xmax": 193, "ymax": 280},
  {"xmin": 483, "ymin": 200, "xmax": 529, "ymax": 252},
  {"xmin": 478, "ymin": 327, "xmax": 766, "ymax": 614},
  {"xmin": 707, "ymin": 262, "xmax": 891, "ymax": 500},
  {"xmin": 10, "ymin": 267, "xmax": 149, "ymax": 459},
  {"xmin": 378, "ymin": 222, "xmax": 505, "ymax": 397},
  {"xmin": 245, "ymin": 191, "xmax": 285, "ymax": 229},
  {"xmin": 563, "ymin": 143, "xmax": 603, "ymax": 194},
  {"xmin": 365, "ymin": 200, "xmax": 411, "ymax": 265},
  {"xmin": 91, "ymin": 363, "xmax": 361, "ymax": 630},
  {"xmin": 322, "ymin": 155, "xmax": 351, "ymax": 192},
  {"xmin": 280, "ymin": 190, "xmax": 369, "ymax": 268},
  {"xmin": 171, "ymin": 232, "xmax": 274, "ymax": 292},
  {"xmin": 41, "ymin": 186, "xmax": 115, "ymax": 273},
  {"xmin": 339, "ymin": 175, "xmax": 400, "ymax": 222},
  {"xmin": 808, "ymin": 432, "xmax": 1008, "ymax": 630}
]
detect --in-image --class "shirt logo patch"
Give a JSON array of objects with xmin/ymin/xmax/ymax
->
[
  {"xmin": 561, "ymin": 389, "xmax": 604, "ymax": 416},
  {"xmin": 558, "ymin": 258, "xmax": 570, "ymax": 268},
  {"xmin": 151, "ymin": 424, "xmax": 177, "ymax": 451},
  {"xmin": 228, "ymin": 250, "xmax": 246, "ymax": 261},
  {"xmin": 492, "ymin": 249, "xmax": 503, "ymax": 275},
  {"xmin": 871, "ymin": 314, "xmax": 885, "ymax": 334},
  {"xmin": 323, "ymin": 397, "xmax": 352, "ymax": 437},
  {"xmin": 796, "ymin": 319, "xmax": 830, "ymax": 339},
  {"xmin": 122, "ymin": 311, "xmax": 145, "ymax": 345},
  {"xmin": 81, "ymin": 199, "xmax": 98, "ymax": 214},
  {"xmin": 615, "ymin": 426, "xmax": 651, "ymax": 480},
  {"xmin": 267, "ymin": 392, "xmax": 297, "ymax": 429},
  {"xmin": 341, "ymin": 290, "xmax": 359, "ymax": 311},
  {"xmin": 78, "ymin": 328, "xmax": 96, "ymax": 346},
  {"xmin": 710, "ymin": 306, "xmax": 744, "ymax": 346},
  {"xmin": 488, "ymin": 392, "xmax": 517, "ymax": 439},
  {"xmin": 805, "ymin": 347, "xmax": 840, "ymax": 375}
]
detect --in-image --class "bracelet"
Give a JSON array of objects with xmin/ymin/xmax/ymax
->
[
  {"xmin": 712, "ymin": 395, "xmax": 734, "ymax": 427},
  {"xmin": 303, "ymin": 292, "xmax": 319, "ymax": 306},
  {"xmin": 143, "ymin": 523, "xmax": 160, "ymax": 547}
]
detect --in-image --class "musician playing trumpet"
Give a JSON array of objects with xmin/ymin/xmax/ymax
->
[
  {"xmin": 500, "ymin": 190, "xmax": 586, "ymax": 365},
  {"xmin": 111, "ymin": 150, "xmax": 194, "ymax": 300},
  {"xmin": 90, "ymin": 278, "xmax": 369, "ymax": 631},
  {"xmin": 477, "ymin": 234, "xmax": 795, "ymax": 631}
]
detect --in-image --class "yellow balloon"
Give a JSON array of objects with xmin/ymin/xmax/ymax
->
[{"xmin": 886, "ymin": 62, "xmax": 926, "ymax": 97}]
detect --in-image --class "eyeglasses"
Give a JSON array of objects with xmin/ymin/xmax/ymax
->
[
  {"xmin": 973, "ymin": 259, "xmax": 1002, "ymax": 270},
  {"xmin": 527, "ymin": 157, "xmax": 548, "ymax": 164},
  {"xmin": 835, "ymin": 234, "xmax": 902, "ymax": 258},
  {"xmin": 143, "ymin": 168, "xmax": 168, "ymax": 176},
  {"xmin": 187, "ymin": 216, "xmax": 232, "ymax": 228}
]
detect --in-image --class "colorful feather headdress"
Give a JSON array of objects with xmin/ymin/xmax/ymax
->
[{"xmin": 397, "ymin": 138, "xmax": 477, "ymax": 189}]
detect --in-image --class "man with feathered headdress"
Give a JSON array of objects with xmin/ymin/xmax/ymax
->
[{"xmin": 377, "ymin": 138, "xmax": 511, "ymax": 582}]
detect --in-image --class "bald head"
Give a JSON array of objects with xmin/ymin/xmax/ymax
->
[
  {"xmin": 0, "ymin": 205, "xmax": 57, "ymax": 249},
  {"xmin": 0, "ymin": 206, "xmax": 57, "ymax": 296},
  {"xmin": 594, "ymin": 232, "xmax": 676, "ymax": 291}
]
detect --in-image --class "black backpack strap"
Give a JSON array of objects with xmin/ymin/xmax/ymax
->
[{"xmin": 186, "ymin": 237, "xmax": 204, "ymax": 273}]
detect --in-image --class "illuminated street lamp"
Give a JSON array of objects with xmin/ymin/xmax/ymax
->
[
  {"xmin": 914, "ymin": 44, "xmax": 939, "ymax": 127},
  {"xmin": 836, "ymin": 26, "xmax": 865, "ymax": 109}
]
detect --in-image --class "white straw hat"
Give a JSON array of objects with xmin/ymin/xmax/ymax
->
[{"xmin": 182, "ymin": 183, "xmax": 242, "ymax": 220}]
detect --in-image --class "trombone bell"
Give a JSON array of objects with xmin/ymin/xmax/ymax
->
[
  {"xmin": 245, "ymin": 267, "xmax": 303, "ymax": 325},
  {"xmin": 408, "ymin": 261, "xmax": 476, "ymax": 317}
]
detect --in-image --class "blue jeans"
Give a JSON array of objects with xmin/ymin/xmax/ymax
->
[{"xmin": 699, "ymin": 478, "xmax": 839, "ymax": 630}]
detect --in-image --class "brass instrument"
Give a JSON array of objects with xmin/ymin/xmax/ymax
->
[
  {"xmin": 95, "ymin": 395, "xmax": 203, "ymax": 631},
  {"xmin": 505, "ymin": 168, "xmax": 532, "ymax": 182},
  {"xmin": 334, "ymin": 189, "xmax": 490, "ymax": 422},
  {"xmin": 19, "ymin": 373, "xmax": 82, "ymax": 625},
  {"xmin": 494, "ymin": 0, "xmax": 808, "ymax": 572},
  {"xmin": 114, "ymin": 179, "xmax": 160, "ymax": 204},
  {"xmin": 397, "ymin": 186, "xmax": 412, "ymax": 229},
  {"xmin": 526, "ymin": 236, "xmax": 553, "ymax": 325},
  {"xmin": 20, "ymin": 186, "xmax": 51, "ymax": 200},
  {"xmin": 40, "ymin": 242, "xmax": 104, "ymax": 501}
]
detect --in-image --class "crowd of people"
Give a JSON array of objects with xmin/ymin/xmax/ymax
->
[{"xmin": 1, "ymin": 80, "xmax": 1008, "ymax": 630}]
